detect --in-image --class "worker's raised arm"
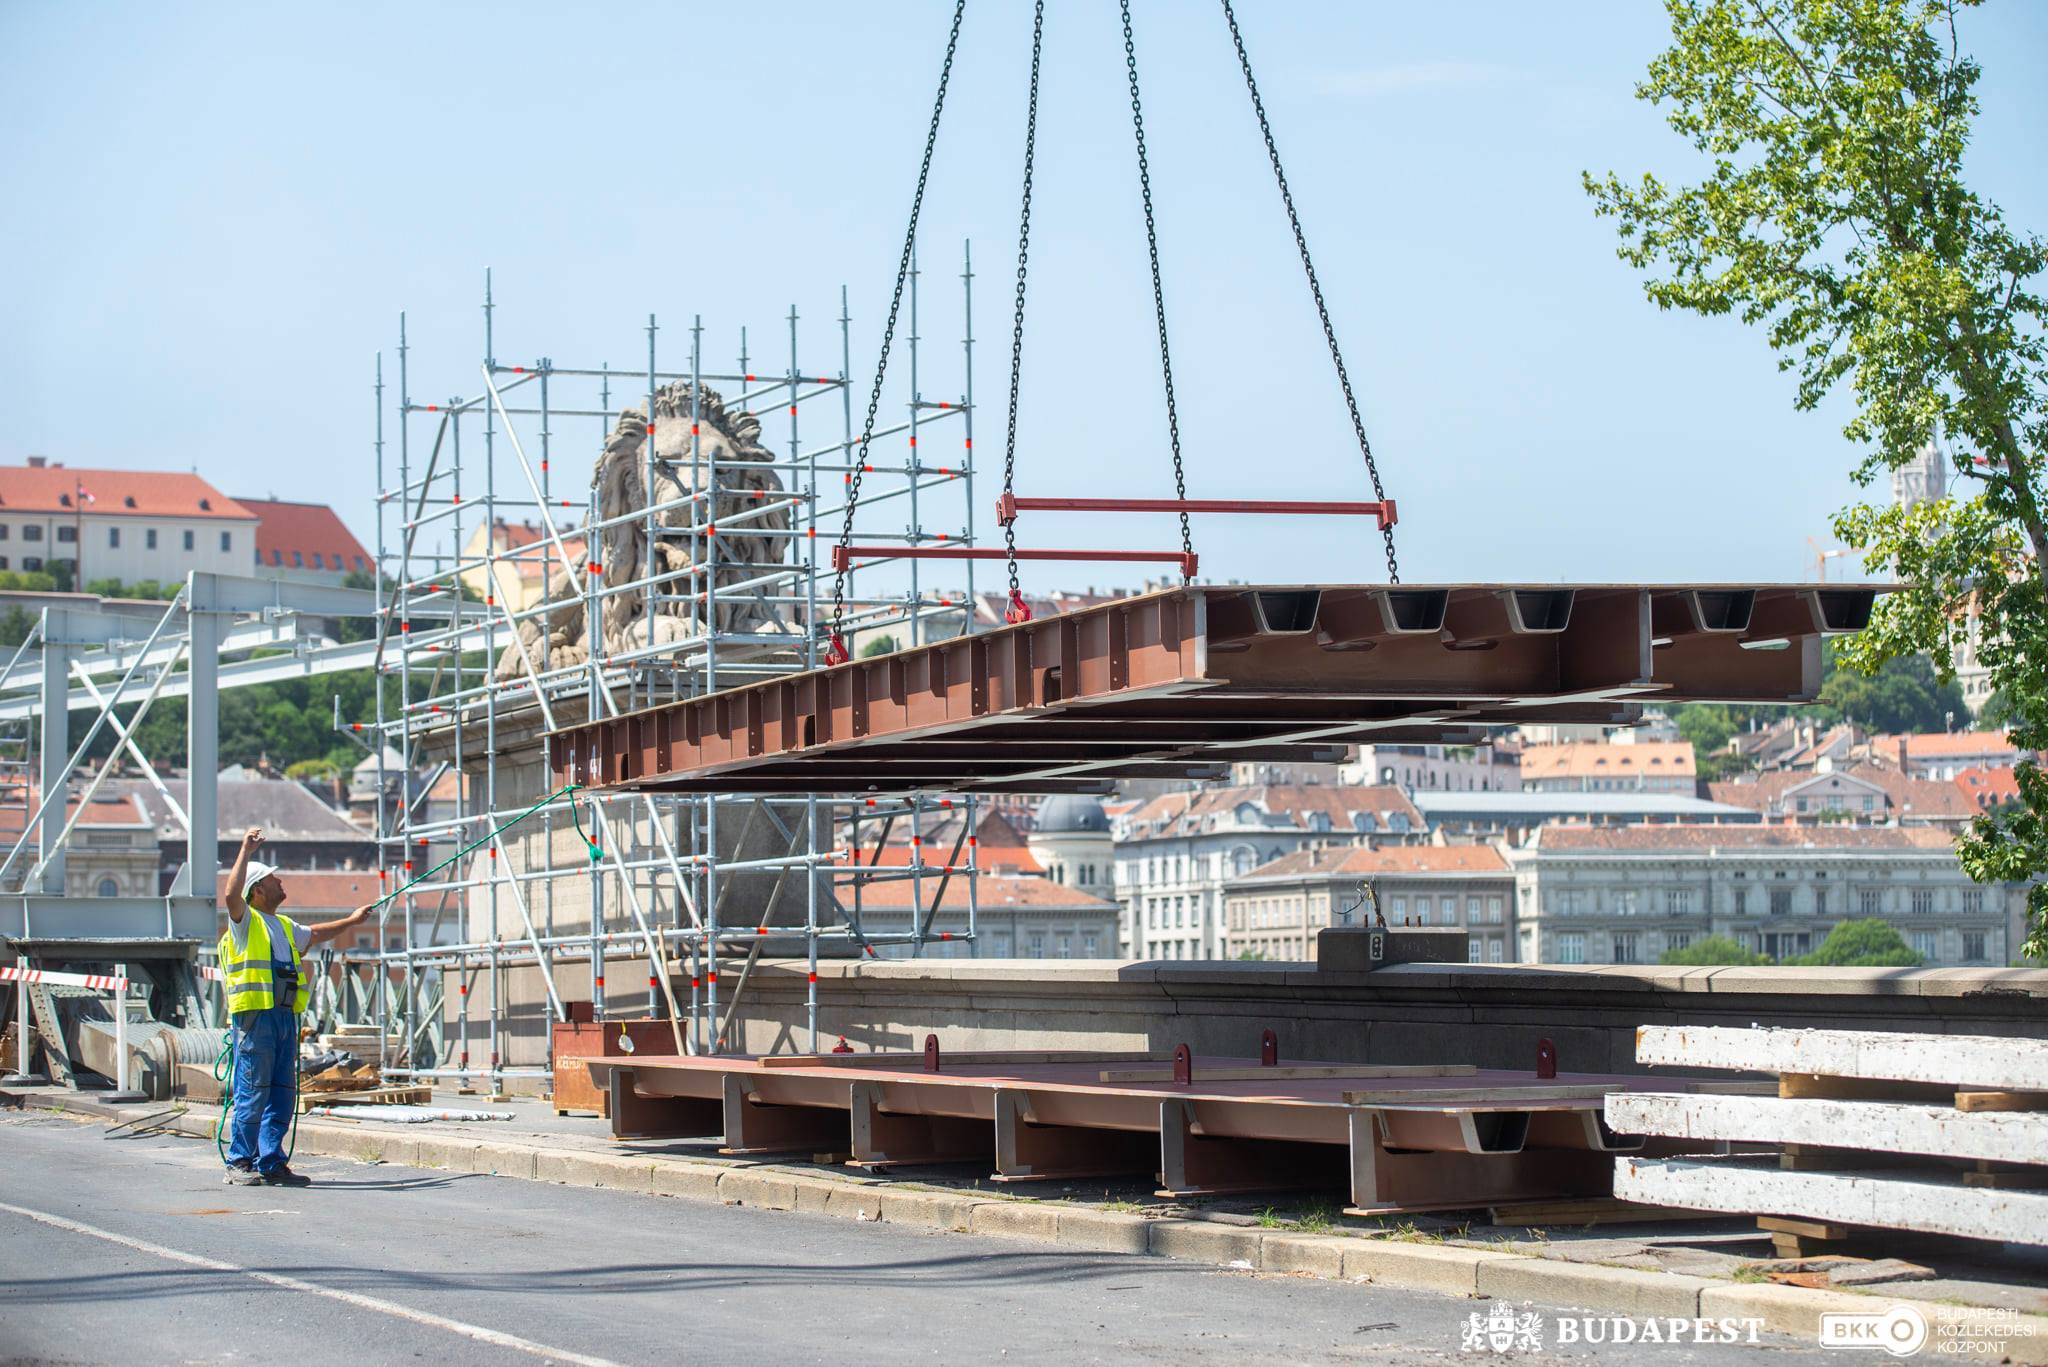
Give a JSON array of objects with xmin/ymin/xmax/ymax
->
[
  {"xmin": 306, "ymin": 902, "xmax": 374, "ymax": 947},
  {"xmin": 223, "ymin": 827, "xmax": 264, "ymax": 924}
]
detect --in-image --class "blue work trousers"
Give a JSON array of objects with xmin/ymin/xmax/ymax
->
[{"xmin": 226, "ymin": 1007, "xmax": 297, "ymax": 1172}]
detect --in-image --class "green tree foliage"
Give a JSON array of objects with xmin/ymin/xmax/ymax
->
[
  {"xmin": 0, "ymin": 571, "xmax": 57, "ymax": 592},
  {"xmin": 0, "ymin": 606, "xmax": 32, "ymax": 649},
  {"xmin": 1588, "ymin": 0, "xmax": 2047, "ymax": 955},
  {"xmin": 1786, "ymin": 917, "xmax": 1925, "ymax": 967},
  {"xmin": 1660, "ymin": 934, "xmax": 1773, "ymax": 965},
  {"xmin": 1815, "ymin": 650, "xmax": 1970, "ymax": 732},
  {"xmin": 860, "ymin": 634, "xmax": 900, "ymax": 658},
  {"xmin": 84, "ymin": 577, "xmax": 182, "ymax": 601}
]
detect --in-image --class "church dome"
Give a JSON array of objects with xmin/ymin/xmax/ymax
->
[{"xmin": 1034, "ymin": 794, "xmax": 1109, "ymax": 835}]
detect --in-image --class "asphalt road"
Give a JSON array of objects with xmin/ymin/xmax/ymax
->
[{"xmin": 0, "ymin": 1109, "xmax": 1856, "ymax": 1366}]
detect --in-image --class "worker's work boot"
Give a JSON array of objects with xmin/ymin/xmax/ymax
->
[
  {"xmin": 260, "ymin": 1165, "xmax": 311, "ymax": 1187},
  {"xmin": 224, "ymin": 1163, "xmax": 262, "ymax": 1186}
]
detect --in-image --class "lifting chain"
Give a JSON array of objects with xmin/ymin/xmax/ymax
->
[
  {"xmin": 1000, "ymin": 0, "xmax": 1047, "ymax": 626},
  {"xmin": 825, "ymin": 0, "xmax": 968, "ymax": 664},
  {"xmin": 1120, "ymin": 0, "xmax": 1194, "ymax": 580},
  {"xmin": 1219, "ymin": 0, "xmax": 1400, "ymax": 584}
]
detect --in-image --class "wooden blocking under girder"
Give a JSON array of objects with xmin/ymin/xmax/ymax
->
[
  {"xmin": 1345, "ymin": 1109, "xmax": 1612, "ymax": 1216},
  {"xmin": 991, "ymin": 1089, "xmax": 1154, "ymax": 1183},
  {"xmin": 718, "ymin": 1073, "xmax": 851, "ymax": 1156},
  {"xmin": 847, "ymin": 1080, "xmax": 989, "ymax": 1169},
  {"xmin": 607, "ymin": 1067, "xmax": 724, "ymax": 1140},
  {"xmin": 1157, "ymin": 1096, "xmax": 1345, "ymax": 1199}
]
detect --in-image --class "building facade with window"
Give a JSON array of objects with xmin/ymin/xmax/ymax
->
[
  {"xmin": 1223, "ymin": 843, "xmax": 1514, "ymax": 963},
  {"xmin": 0, "ymin": 458, "xmax": 255, "ymax": 585},
  {"xmin": 1342, "ymin": 743, "xmax": 1522, "ymax": 793},
  {"xmin": 1510, "ymin": 825, "xmax": 2017, "ymax": 967},
  {"xmin": 1112, "ymin": 784, "xmax": 1423, "ymax": 960}
]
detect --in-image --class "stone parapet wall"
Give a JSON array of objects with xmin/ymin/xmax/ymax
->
[{"xmin": 725, "ymin": 960, "xmax": 2048, "ymax": 1074}]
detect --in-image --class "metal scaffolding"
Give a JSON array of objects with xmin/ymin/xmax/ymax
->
[{"xmin": 347, "ymin": 246, "xmax": 986, "ymax": 1092}]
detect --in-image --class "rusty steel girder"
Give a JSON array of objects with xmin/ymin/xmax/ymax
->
[{"xmin": 547, "ymin": 582, "xmax": 1885, "ymax": 796}]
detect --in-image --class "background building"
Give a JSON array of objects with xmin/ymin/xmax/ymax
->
[
  {"xmin": 1113, "ymin": 784, "xmax": 1422, "ymax": 960},
  {"xmin": 1343, "ymin": 742, "xmax": 1521, "ymax": 793},
  {"xmin": 1224, "ymin": 843, "xmax": 1514, "ymax": 963},
  {"xmin": 1519, "ymin": 740, "xmax": 1696, "ymax": 793},
  {"xmin": 1411, "ymin": 790, "xmax": 1758, "ymax": 841},
  {"xmin": 1511, "ymin": 824, "xmax": 2016, "ymax": 967},
  {"xmin": 0, "ymin": 458, "xmax": 254, "ymax": 585},
  {"xmin": 1025, "ymin": 795, "xmax": 1113, "ymax": 904},
  {"xmin": 236, "ymin": 496, "xmax": 373, "ymax": 585}
]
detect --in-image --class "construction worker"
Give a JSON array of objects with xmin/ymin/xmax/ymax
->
[{"xmin": 219, "ymin": 826, "xmax": 373, "ymax": 1186}]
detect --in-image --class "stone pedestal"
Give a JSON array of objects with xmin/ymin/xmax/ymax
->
[{"xmin": 1315, "ymin": 927, "xmax": 1467, "ymax": 972}]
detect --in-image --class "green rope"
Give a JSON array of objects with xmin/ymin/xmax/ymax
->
[
  {"xmin": 370, "ymin": 780, "xmax": 589, "ymax": 913},
  {"xmin": 216, "ymin": 780, "xmax": 589, "ymax": 1171}
]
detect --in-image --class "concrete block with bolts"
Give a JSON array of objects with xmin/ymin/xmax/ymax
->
[
  {"xmin": 1477, "ymin": 1256, "xmax": 1709, "ymax": 1317},
  {"xmin": 1339, "ymin": 1241, "xmax": 1499, "ymax": 1296},
  {"xmin": 968, "ymin": 1199, "xmax": 1062, "ymax": 1242},
  {"xmin": 1148, "ymin": 1220, "xmax": 1264, "ymax": 1268},
  {"xmin": 1055, "ymin": 1206, "xmax": 1150, "ymax": 1255}
]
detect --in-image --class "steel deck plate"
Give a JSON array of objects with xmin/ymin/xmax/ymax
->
[{"xmin": 547, "ymin": 583, "xmax": 1886, "ymax": 795}]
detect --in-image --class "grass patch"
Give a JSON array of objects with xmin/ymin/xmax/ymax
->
[{"xmin": 1731, "ymin": 1265, "xmax": 1769, "ymax": 1284}]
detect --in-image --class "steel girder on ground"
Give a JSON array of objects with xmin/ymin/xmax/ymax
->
[
  {"xmin": 547, "ymin": 583, "xmax": 1886, "ymax": 796},
  {"xmin": 581, "ymin": 1049, "xmax": 1740, "ymax": 1213}
]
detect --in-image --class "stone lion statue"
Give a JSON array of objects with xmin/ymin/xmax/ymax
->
[{"xmin": 497, "ymin": 380, "xmax": 793, "ymax": 678}]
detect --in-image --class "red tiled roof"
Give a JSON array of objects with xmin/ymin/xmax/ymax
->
[
  {"xmin": 1874, "ymin": 730, "xmax": 2023, "ymax": 760},
  {"xmin": 1956, "ymin": 766, "xmax": 2021, "ymax": 809},
  {"xmin": 0, "ymin": 791, "xmax": 151, "ymax": 836},
  {"xmin": 0, "ymin": 462, "xmax": 255, "ymax": 520},
  {"xmin": 1520, "ymin": 741, "xmax": 1696, "ymax": 781},
  {"xmin": 235, "ymin": 497, "xmax": 372, "ymax": 575},
  {"xmin": 1241, "ymin": 843, "xmax": 1510, "ymax": 881}
]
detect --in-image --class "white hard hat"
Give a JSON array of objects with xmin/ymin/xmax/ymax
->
[{"xmin": 243, "ymin": 860, "xmax": 280, "ymax": 898}]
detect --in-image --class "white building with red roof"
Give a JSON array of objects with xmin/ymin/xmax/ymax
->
[
  {"xmin": 0, "ymin": 457, "xmax": 256, "ymax": 585},
  {"xmin": 234, "ymin": 496, "xmax": 372, "ymax": 586}
]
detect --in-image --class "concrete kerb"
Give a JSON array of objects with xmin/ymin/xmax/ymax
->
[
  {"xmin": 1476, "ymin": 1255, "xmax": 1711, "ymax": 1318},
  {"xmin": 11, "ymin": 1084, "xmax": 2046, "ymax": 1352}
]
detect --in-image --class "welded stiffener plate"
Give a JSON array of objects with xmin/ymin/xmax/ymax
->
[{"xmin": 547, "ymin": 583, "xmax": 1885, "ymax": 796}]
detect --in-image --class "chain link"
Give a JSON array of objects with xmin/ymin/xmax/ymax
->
[
  {"xmin": 826, "ymin": 0, "xmax": 968, "ymax": 656},
  {"xmin": 1219, "ymin": 0, "xmax": 1400, "ymax": 584},
  {"xmin": 1120, "ymin": 0, "xmax": 1193, "ymax": 579},
  {"xmin": 1000, "ymin": 0, "xmax": 1046, "ymax": 621}
]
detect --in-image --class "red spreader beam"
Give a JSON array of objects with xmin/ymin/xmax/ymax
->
[
  {"xmin": 831, "ymin": 544, "xmax": 1198, "ymax": 577},
  {"xmin": 995, "ymin": 492, "xmax": 1396, "ymax": 531}
]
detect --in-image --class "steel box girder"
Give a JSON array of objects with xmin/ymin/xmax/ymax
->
[{"xmin": 548, "ymin": 584, "xmax": 1883, "ymax": 796}]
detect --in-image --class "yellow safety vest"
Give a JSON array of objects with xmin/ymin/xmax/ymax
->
[{"xmin": 217, "ymin": 912, "xmax": 309, "ymax": 1016}]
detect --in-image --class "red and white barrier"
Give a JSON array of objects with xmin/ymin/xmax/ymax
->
[
  {"xmin": 3, "ymin": 963, "xmax": 137, "ymax": 1092},
  {"xmin": 0, "ymin": 966, "xmax": 129, "ymax": 992}
]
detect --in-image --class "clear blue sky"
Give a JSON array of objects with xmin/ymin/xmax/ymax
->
[{"xmin": 4, "ymin": 2, "xmax": 2044, "ymax": 593}]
